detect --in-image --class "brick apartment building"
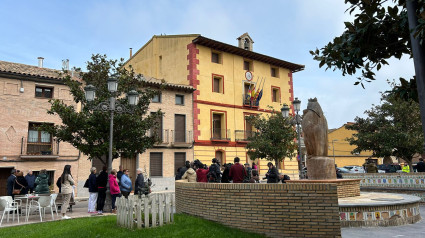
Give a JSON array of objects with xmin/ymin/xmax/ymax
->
[
  {"xmin": 0, "ymin": 59, "xmax": 195, "ymax": 196},
  {"xmin": 0, "ymin": 59, "xmax": 83, "ymax": 196}
]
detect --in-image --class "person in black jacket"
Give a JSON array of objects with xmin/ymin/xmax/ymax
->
[
  {"xmin": 7, "ymin": 169, "xmax": 16, "ymax": 198},
  {"xmin": 414, "ymin": 158, "xmax": 425, "ymax": 172},
  {"xmin": 221, "ymin": 163, "xmax": 232, "ymax": 183},
  {"xmin": 6, "ymin": 169, "xmax": 17, "ymax": 198},
  {"xmin": 134, "ymin": 168, "xmax": 145, "ymax": 195},
  {"xmin": 88, "ymin": 167, "xmax": 98, "ymax": 213},
  {"xmin": 15, "ymin": 171, "xmax": 29, "ymax": 195},
  {"xmin": 175, "ymin": 162, "xmax": 189, "ymax": 180},
  {"xmin": 96, "ymin": 166, "xmax": 108, "ymax": 214},
  {"xmin": 208, "ymin": 158, "xmax": 221, "ymax": 183},
  {"xmin": 266, "ymin": 162, "xmax": 279, "ymax": 183}
]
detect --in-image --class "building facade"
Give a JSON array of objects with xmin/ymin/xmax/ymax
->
[
  {"xmin": 126, "ymin": 33, "xmax": 304, "ymax": 177},
  {"xmin": 0, "ymin": 60, "xmax": 84, "ymax": 196}
]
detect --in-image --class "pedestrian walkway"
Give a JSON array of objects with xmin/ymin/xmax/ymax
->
[
  {"xmin": 342, "ymin": 205, "xmax": 425, "ymax": 238},
  {"xmin": 0, "ymin": 199, "xmax": 109, "ymax": 228}
]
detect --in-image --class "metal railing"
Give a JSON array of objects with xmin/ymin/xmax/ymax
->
[
  {"xmin": 235, "ymin": 130, "xmax": 255, "ymax": 141},
  {"xmin": 242, "ymin": 94, "xmax": 259, "ymax": 107},
  {"xmin": 171, "ymin": 130, "xmax": 193, "ymax": 144},
  {"xmin": 210, "ymin": 129, "xmax": 231, "ymax": 141},
  {"xmin": 148, "ymin": 129, "xmax": 169, "ymax": 144},
  {"xmin": 20, "ymin": 137, "xmax": 59, "ymax": 155}
]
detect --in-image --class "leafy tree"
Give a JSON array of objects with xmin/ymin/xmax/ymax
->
[
  {"xmin": 246, "ymin": 112, "xmax": 298, "ymax": 168},
  {"xmin": 346, "ymin": 92, "xmax": 423, "ymax": 171},
  {"xmin": 310, "ymin": 0, "xmax": 425, "ymax": 90},
  {"xmin": 42, "ymin": 54, "xmax": 161, "ymax": 168}
]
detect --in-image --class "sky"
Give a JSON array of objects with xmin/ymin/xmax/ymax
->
[{"xmin": 0, "ymin": 0, "xmax": 415, "ymax": 129}]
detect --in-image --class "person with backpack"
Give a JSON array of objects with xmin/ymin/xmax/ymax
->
[
  {"xmin": 208, "ymin": 158, "xmax": 221, "ymax": 183},
  {"xmin": 243, "ymin": 163, "xmax": 252, "ymax": 183}
]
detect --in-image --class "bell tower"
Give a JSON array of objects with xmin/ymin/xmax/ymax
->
[{"xmin": 237, "ymin": 33, "xmax": 254, "ymax": 51}]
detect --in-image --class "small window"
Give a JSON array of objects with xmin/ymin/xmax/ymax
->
[
  {"xmin": 211, "ymin": 52, "xmax": 221, "ymax": 64},
  {"xmin": 272, "ymin": 87, "xmax": 280, "ymax": 102},
  {"xmin": 152, "ymin": 93, "xmax": 161, "ymax": 103},
  {"xmin": 243, "ymin": 60, "xmax": 252, "ymax": 71},
  {"xmin": 271, "ymin": 67, "xmax": 279, "ymax": 78},
  {"xmin": 35, "ymin": 86, "xmax": 53, "ymax": 98},
  {"xmin": 213, "ymin": 76, "xmax": 223, "ymax": 93},
  {"xmin": 175, "ymin": 95, "xmax": 184, "ymax": 105}
]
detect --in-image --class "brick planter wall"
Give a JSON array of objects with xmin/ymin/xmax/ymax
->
[
  {"xmin": 286, "ymin": 179, "xmax": 361, "ymax": 198},
  {"xmin": 175, "ymin": 182, "xmax": 341, "ymax": 238}
]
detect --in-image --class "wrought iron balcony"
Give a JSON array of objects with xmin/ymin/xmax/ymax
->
[
  {"xmin": 20, "ymin": 137, "xmax": 59, "ymax": 158},
  {"xmin": 235, "ymin": 130, "xmax": 255, "ymax": 142},
  {"xmin": 148, "ymin": 129, "xmax": 169, "ymax": 146},
  {"xmin": 210, "ymin": 129, "xmax": 231, "ymax": 141},
  {"xmin": 171, "ymin": 130, "xmax": 193, "ymax": 147},
  {"xmin": 243, "ymin": 94, "xmax": 259, "ymax": 107}
]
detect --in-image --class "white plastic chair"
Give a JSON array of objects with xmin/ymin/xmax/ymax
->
[
  {"xmin": 28, "ymin": 195, "xmax": 54, "ymax": 222},
  {"xmin": 50, "ymin": 194, "xmax": 58, "ymax": 217},
  {"xmin": 0, "ymin": 196, "xmax": 20, "ymax": 226}
]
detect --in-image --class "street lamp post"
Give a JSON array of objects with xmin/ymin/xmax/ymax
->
[
  {"xmin": 84, "ymin": 76, "xmax": 139, "ymax": 173},
  {"xmin": 281, "ymin": 97, "xmax": 304, "ymax": 179}
]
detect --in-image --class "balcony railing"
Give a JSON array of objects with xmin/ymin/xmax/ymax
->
[
  {"xmin": 171, "ymin": 130, "xmax": 193, "ymax": 147},
  {"xmin": 235, "ymin": 130, "xmax": 255, "ymax": 142},
  {"xmin": 148, "ymin": 129, "xmax": 169, "ymax": 145},
  {"xmin": 210, "ymin": 129, "xmax": 231, "ymax": 141},
  {"xmin": 243, "ymin": 94, "xmax": 259, "ymax": 107},
  {"xmin": 20, "ymin": 137, "xmax": 59, "ymax": 156}
]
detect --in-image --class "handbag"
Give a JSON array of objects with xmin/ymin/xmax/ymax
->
[
  {"xmin": 12, "ymin": 179, "xmax": 24, "ymax": 194},
  {"xmin": 83, "ymin": 178, "xmax": 89, "ymax": 188}
]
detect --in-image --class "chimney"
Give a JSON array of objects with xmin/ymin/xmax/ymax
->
[
  {"xmin": 37, "ymin": 57, "xmax": 44, "ymax": 68},
  {"xmin": 129, "ymin": 48, "xmax": 133, "ymax": 58}
]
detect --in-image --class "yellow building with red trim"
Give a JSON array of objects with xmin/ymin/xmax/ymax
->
[{"xmin": 125, "ymin": 33, "xmax": 304, "ymax": 178}]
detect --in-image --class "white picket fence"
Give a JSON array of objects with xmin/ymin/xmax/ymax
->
[{"xmin": 116, "ymin": 192, "xmax": 175, "ymax": 229}]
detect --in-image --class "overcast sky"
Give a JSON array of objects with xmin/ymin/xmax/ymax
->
[{"xmin": 0, "ymin": 0, "xmax": 415, "ymax": 129}]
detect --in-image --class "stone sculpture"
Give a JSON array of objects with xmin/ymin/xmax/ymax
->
[{"xmin": 301, "ymin": 98, "xmax": 336, "ymax": 180}]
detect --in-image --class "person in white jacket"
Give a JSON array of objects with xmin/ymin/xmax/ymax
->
[{"xmin": 182, "ymin": 162, "xmax": 197, "ymax": 182}]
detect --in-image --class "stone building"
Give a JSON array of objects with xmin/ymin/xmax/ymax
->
[{"xmin": 125, "ymin": 33, "xmax": 304, "ymax": 177}]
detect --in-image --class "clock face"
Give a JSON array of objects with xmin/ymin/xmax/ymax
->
[{"xmin": 245, "ymin": 71, "xmax": 253, "ymax": 81}]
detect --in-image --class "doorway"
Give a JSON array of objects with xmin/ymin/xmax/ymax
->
[
  {"xmin": 121, "ymin": 156, "xmax": 136, "ymax": 183},
  {"xmin": 0, "ymin": 167, "xmax": 14, "ymax": 196}
]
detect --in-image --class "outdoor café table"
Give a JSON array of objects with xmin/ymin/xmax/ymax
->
[{"xmin": 14, "ymin": 194, "xmax": 40, "ymax": 222}]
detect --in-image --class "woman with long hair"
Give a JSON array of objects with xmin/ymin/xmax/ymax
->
[{"xmin": 60, "ymin": 165, "xmax": 75, "ymax": 219}]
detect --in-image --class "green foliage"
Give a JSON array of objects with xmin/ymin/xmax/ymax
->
[
  {"xmin": 246, "ymin": 112, "xmax": 298, "ymax": 163},
  {"xmin": 346, "ymin": 92, "xmax": 424, "ymax": 167},
  {"xmin": 311, "ymin": 0, "xmax": 425, "ymax": 97},
  {"xmin": 0, "ymin": 214, "xmax": 265, "ymax": 238},
  {"xmin": 41, "ymin": 54, "xmax": 162, "ymax": 164}
]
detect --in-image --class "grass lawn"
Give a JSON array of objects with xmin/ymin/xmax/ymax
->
[{"xmin": 0, "ymin": 214, "xmax": 265, "ymax": 238}]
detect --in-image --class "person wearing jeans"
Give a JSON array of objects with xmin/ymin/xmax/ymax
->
[{"xmin": 109, "ymin": 169, "xmax": 121, "ymax": 213}]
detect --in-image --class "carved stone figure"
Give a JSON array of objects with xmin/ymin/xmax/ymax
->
[{"xmin": 301, "ymin": 98, "xmax": 336, "ymax": 180}]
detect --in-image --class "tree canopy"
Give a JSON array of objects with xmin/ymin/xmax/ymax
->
[
  {"xmin": 42, "ymin": 54, "xmax": 161, "ymax": 166},
  {"xmin": 310, "ymin": 0, "xmax": 425, "ymax": 96},
  {"xmin": 346, "ymin": 92, "xmax": 423, "ymax": 170},
  {"xmin": 246, "ymin": 112, "xmax": 298, "ymax": 166}
]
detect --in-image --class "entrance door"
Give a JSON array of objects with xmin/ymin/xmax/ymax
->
[
  {"xmin": 0, "ymin": 168, "xmax": 13, "ymax": 196},
  {"xmin": 121, "ymin": 156, "xmax": 136, "ymax": 183},
  {"xmin": 174, "ymin": 152, "xmax": 186, "ymax": 175},
  {"xmin": 174, "ymin": 114, "xmax": 186, "ymax": 142},
  {"xmin": 215, "ymin": 150, "xmax": 224, "ymax": 164}
]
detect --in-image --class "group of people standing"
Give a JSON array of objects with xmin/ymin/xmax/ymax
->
[
  {"xmin": 175, "ymin": 157, "xmax": 290, "ymax": 184},
  {"xmin": 86, "ymin": 166, "xmax": 145, "ymax": 214},
  {"xmin": 6, "ymin": 165, "xmax": 75, "ymax": 219}
]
